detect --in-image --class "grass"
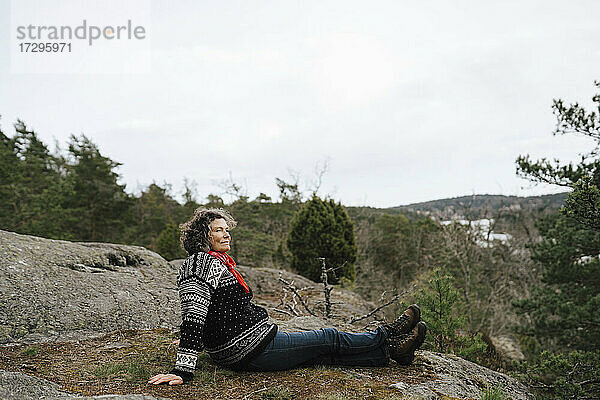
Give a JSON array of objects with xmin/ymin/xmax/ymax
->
[
  {"xmin": 92, "ymin": 359, "xmax": 150, "ymax": 382},
  {"xmin": 0, "ymin": 328, "xmax": 437, "ymax": 400},
  {"xmin": 317, "ymin": 391, "xmax": 406, "ymax": 400},
  {"xmin": 481, "ymin": 386, "xmax": 507, "ymax": 400},
  {"xmin": 20, "ymin": 346, "xmax": 39, "ymax": 356},
  {"xmin": 317, "ymin": 393, "xmax": 348, "ymax": 400},
  {"xmin": 256, "ymin": 385, "xmax": 293, "ymax": 399}
]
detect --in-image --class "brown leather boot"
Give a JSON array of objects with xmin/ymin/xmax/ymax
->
[
  {"xmin": 388, "ymin": 321, "xmax": 427, "ymax": 365},
  {"xmin": 383, "ymin": 304, "xmax": 421, "ymax": 337}
]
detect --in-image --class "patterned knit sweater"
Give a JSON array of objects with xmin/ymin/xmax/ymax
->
[{"xmin": 169, "ymin": 252, "xmax": 278, "ymax": 383}]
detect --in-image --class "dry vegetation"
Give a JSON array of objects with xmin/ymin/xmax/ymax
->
[{"xmin": 0, "ymin": 328, "xmax": 441, "ymax": 400}]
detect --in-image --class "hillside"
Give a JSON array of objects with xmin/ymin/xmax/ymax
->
[{"xmin": 387, "ymin": 192, "xmax": 567, "ymax": 220}]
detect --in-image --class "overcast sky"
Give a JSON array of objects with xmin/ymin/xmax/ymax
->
[{"xmin": 1, "ymin": 0, "xmax": 599, "ymax": 208}]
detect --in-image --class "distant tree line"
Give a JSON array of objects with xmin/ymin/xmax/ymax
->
[{"xmin": 0, "ymin": 121, "xmax": 357, "ymax": 279}]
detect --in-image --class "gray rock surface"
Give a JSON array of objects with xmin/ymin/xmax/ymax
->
[
  {"xmin": 391, "ymin": 351, "xmax": 534, "ymax": 400},
  {"xmin": 0, "ymin": 230, "xmax": 534, "ymax": 400},
  {"xmin": 0, "ymin": 229, "xmax": 377, "ymax": 345},
  {"xmin": 0, "ymin": 230, "xmax": 180, "ymax": 344},
  {"xmin": 0, "ymin": 370, "xmax": 171, "ymax": 400}
]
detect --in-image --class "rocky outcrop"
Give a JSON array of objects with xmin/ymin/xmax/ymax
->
[
  {"xmin": 0, "ymin": 230, "xmax": 534, "ymax": 399},
  {"xmin": 390, "ymin": 351, "xmax": 533, "ymax": 399},
  {"xmin": 0, "ymin": 370, "xmax": 170, "ymax": 400},
  {"xmin": 0, "ymin": 230, "xmax": 376, "ymax": 344},
  {"xmin": 0, "ymin": 230, "xmax": 180, "ymax": 344}
]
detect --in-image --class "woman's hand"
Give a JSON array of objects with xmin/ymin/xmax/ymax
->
[{"xmin": 148, "ymin": 373, "xmax": 183, "ymax": 385}]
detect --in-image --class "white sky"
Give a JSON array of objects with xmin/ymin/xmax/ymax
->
[{"xmin": 1, "ymin": 0, "xmax": 599, "ymax": 207}]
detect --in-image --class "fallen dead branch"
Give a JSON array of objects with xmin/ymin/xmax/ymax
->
[
  {"xmin": 278, "ymin": 273, "xmax": 317, "ymax": 317},
  {"xmin": 348, "ymin": 285, "xmax": 417, "ymax": 324}
]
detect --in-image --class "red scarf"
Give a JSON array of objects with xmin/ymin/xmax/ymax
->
[{"xmin": 208, "ymin": 251, "xmax": 250, "ymax": 293}]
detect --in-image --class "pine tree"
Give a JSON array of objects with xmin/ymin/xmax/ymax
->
[
  {"xmin": 155, "ymin": 222, "xmax": 186, "ymax": 261},
  {"xmin": 516, "ymin": 80, "xmax": 600, "ymax": 229},
  {"xmin": 514, "ymin": 212, "xmax": 600, "ymax": 351},
  {"xmin": 287, "ymin": 196, "xmax": 356, "ymax": 284},
  {"xmin": 64, "ymin": 134, "xmax": 132, "ymax": 242},
  {"xmin": 563, "ymin": 175, "xmax": 600, "ymax": 230},
  {"xmin": 126, "ymin": 183, "xmax": 181, "ymax": 249},
  {"xmin": 513, "ymin": 81, "xmax": 600, "ymax": 400},
  {"xmin": 0, "ymin": 125, "xmax": 21, "ymax": 230},
  {"xmin": 5, "ymin": 120, "xmax": 66, "ymax": 237},
  {"xmin": 416, "ymin": 268, "xmax": 464, "ymax": 352},
  {"xmin": 415, "ymin": 268, "xmax": 488, "ymax": 363},
  {"xmin": 514, "ymin": 81, "xmax": 600, "ymax": 352}
]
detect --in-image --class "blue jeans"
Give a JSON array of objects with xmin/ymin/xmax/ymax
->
[{"xmin": 242, "ymin": 327, "xmax": 390, "ymax": 371}]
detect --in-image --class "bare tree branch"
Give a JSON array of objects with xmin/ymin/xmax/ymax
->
[
  {"xmin": 317, "ymin": 258, "xmax": 334, "ymax": 319},
  {"xmin": 309, "ymin": 158, "xmax": 330, "ymax": 196},
  {"xmin": 348, "ymin": 285, "xmax": 416, "ymax": 324},
  {"xmin": 278, "ymin": 273, "xmax": 317, "ymax": 317},
  {"xmin": 272, "ymin": 308, "xmax": 293, "ymax": 316}
]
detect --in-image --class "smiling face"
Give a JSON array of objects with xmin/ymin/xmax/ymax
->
[{"xmin": 208, "ymin": 218, "xmax": 231, "ymax": 252}]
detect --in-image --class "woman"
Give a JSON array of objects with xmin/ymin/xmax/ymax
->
[{"xmin": 149, "ymin": 208, "xmax": 426, "ymax": 386}]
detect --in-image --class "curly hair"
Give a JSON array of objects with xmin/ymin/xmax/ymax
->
[{"xmin": 179, "ymin": 208, "xmax": 237, "ymax": 255}]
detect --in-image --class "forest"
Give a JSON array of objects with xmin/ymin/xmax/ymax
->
[{"xmin": 1, "ymin": 82, "xmax": 599, "ymax": 400}]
